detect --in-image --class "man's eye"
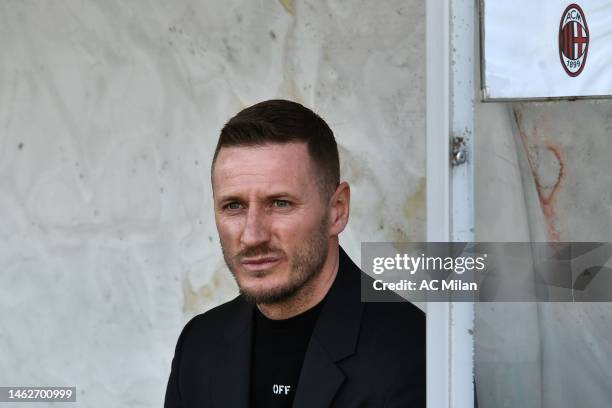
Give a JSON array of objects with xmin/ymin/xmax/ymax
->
[
  {"xmin": 273, "ymin": 200, "xmax": 290, "ymax": 208},
  {"xmin": 226, "ymin": 202, "xmax": 242, "ymax": 210}
]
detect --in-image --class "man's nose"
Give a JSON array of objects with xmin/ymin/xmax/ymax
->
[{"xmin": 240, "ymin": 206, "xmax": 270, "ymax": 247}]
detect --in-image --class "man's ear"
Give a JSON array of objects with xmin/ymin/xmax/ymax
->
[{"xmin": 328, "ymin": 182, "xmax": 350, "ymax": 236}]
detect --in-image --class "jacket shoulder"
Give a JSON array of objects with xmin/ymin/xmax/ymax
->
[{"xmin": 180, "ymin": 295, "xmax": 247, "ymax": 342}]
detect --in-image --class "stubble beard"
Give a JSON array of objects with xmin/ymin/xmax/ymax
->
[{"xmin": 221, "ymin": 215, "xmax": 330, "ymax": 305}]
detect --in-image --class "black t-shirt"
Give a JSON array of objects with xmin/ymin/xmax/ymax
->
[{"xmin": 249, "ymin": 301, "xmax": 324, "ymax": 408}]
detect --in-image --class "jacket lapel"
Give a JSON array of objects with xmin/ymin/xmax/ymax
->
[
  {"xmin": 293, "ymin": 247, "xmax": 365, "ymax": 408},
  {"xmin": 292, "ymin": 336, "xmax": 345, "ymax": 408},
  {"xmin": 211, "ymin": 298, "xmax": 254, "ymax": 408}
]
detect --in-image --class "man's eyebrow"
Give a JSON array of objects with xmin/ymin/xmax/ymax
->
[
  {"xmin": 267, "ymin": 192, "xmax": 296, "ymax": 199},
  {"xmin": 215, "ymin": 192, "xmax": 299, "ymax": 203},
  {"xmin": 215, "ymin": 194, "xmax": 243, "ymax": 204}
]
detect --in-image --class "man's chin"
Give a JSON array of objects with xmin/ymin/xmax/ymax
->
[{"xmin": 238, "ymin": 281, "xmax": 301, "ymax": 305}]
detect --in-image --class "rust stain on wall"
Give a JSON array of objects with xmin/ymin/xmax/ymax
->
[
  {"xmin": 401, "ymin": 177, "xmax": 426, "ymax": 242},
  {"xmin": 182, "ymin": 270, "xmax": 235, "ymax": 315},
  {"xmin": 385, "ymin": 178, "xmax": 426, "ymax": 244},
  {"xmin": 513, "ymin": 108, "xmax": 566, "ymax": 241},
  {"xmin": 389, "ymin": 226, "xmax": 410, "ymax": 243},
  {"xmin": 403, "ymin": 177, "xmax": 426, "ymax": 222},
  {"xmin": 279, "ymin": 0, "xmax": 295, "ymax": 15}
]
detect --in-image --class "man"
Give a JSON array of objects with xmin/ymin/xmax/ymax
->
[{"xmin": 164, "ymin": 100, "xmax": 425, "ymax": 407}]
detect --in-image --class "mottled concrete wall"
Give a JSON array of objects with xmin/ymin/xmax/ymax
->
[{"xmin": 0, "ymin": 1, "xmax": 426, "ymax": 406}]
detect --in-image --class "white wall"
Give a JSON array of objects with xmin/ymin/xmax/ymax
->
[{"xmin": 0, "ymin": 1, "xmax": 426, "ymax": 406}]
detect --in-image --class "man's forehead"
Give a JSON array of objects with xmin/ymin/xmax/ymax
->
[
  {"xmin": 212, "ymin": 142, "xmax": 316, "ymax": 189},
  {"xmin": 214, "ymin": 142, "xmax": 311, "ymax": 172}
]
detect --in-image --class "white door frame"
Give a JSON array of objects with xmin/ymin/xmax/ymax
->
[{"xmin": 426, "ymin": 0, "xmax": 475, "ymax": 407}]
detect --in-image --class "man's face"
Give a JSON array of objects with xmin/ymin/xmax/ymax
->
[{"xmin": 212, "ymin": 142, "xmax": 331, "ymax": 304}]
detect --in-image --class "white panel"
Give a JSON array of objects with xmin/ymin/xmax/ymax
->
[{"xmin": 482, "ymin": 0, "xmax": 612, "ymax": 99}]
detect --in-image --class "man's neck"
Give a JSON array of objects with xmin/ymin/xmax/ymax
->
[{"xmin": 257, "ymin": 244, "xmax": 340, "ymax": 320}]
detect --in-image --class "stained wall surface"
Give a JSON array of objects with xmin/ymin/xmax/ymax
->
[
  {"xmin": 0, "ymin": 1, "xmax": 426, "ymax": 406},
  {"xmin": 475, "ymin": 99, "xmax": 612, "ymax": 407}
]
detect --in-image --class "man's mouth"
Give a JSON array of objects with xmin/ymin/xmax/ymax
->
[{"xmin": 240, "ymin": 256, "xmax": 281, "ymax": 271}]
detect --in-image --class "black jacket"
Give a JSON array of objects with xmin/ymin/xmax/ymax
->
[{"xmin": 164, "ymin": 247, "xmax": 425, "ymax": 407}]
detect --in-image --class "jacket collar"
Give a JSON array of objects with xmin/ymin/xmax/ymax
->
[
  {"xmin": 293, "ymin": 246, "xmax": 364, "ymax": 408},
  {"xmin": 213, "ymin": 295, "xmax": 254, "ymax": 408}
]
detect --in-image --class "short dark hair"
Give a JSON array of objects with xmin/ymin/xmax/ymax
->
[{"xmin": 212, "ymin": 99, "xmax": 340, "ymax": 197}]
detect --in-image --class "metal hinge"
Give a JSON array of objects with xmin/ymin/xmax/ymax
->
[{"xmin": 451, "ymin": 136, "xmax": 468, "ymax": 166}]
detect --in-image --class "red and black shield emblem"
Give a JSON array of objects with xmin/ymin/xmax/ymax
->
[{"xmin": 559, "ymin": 4, "xmax": 589, "ymax": 77}]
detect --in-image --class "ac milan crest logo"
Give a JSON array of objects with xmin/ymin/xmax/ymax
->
[{"xmin": 559, "ymin": 4, "xmax": 589, "ymax": 77}]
